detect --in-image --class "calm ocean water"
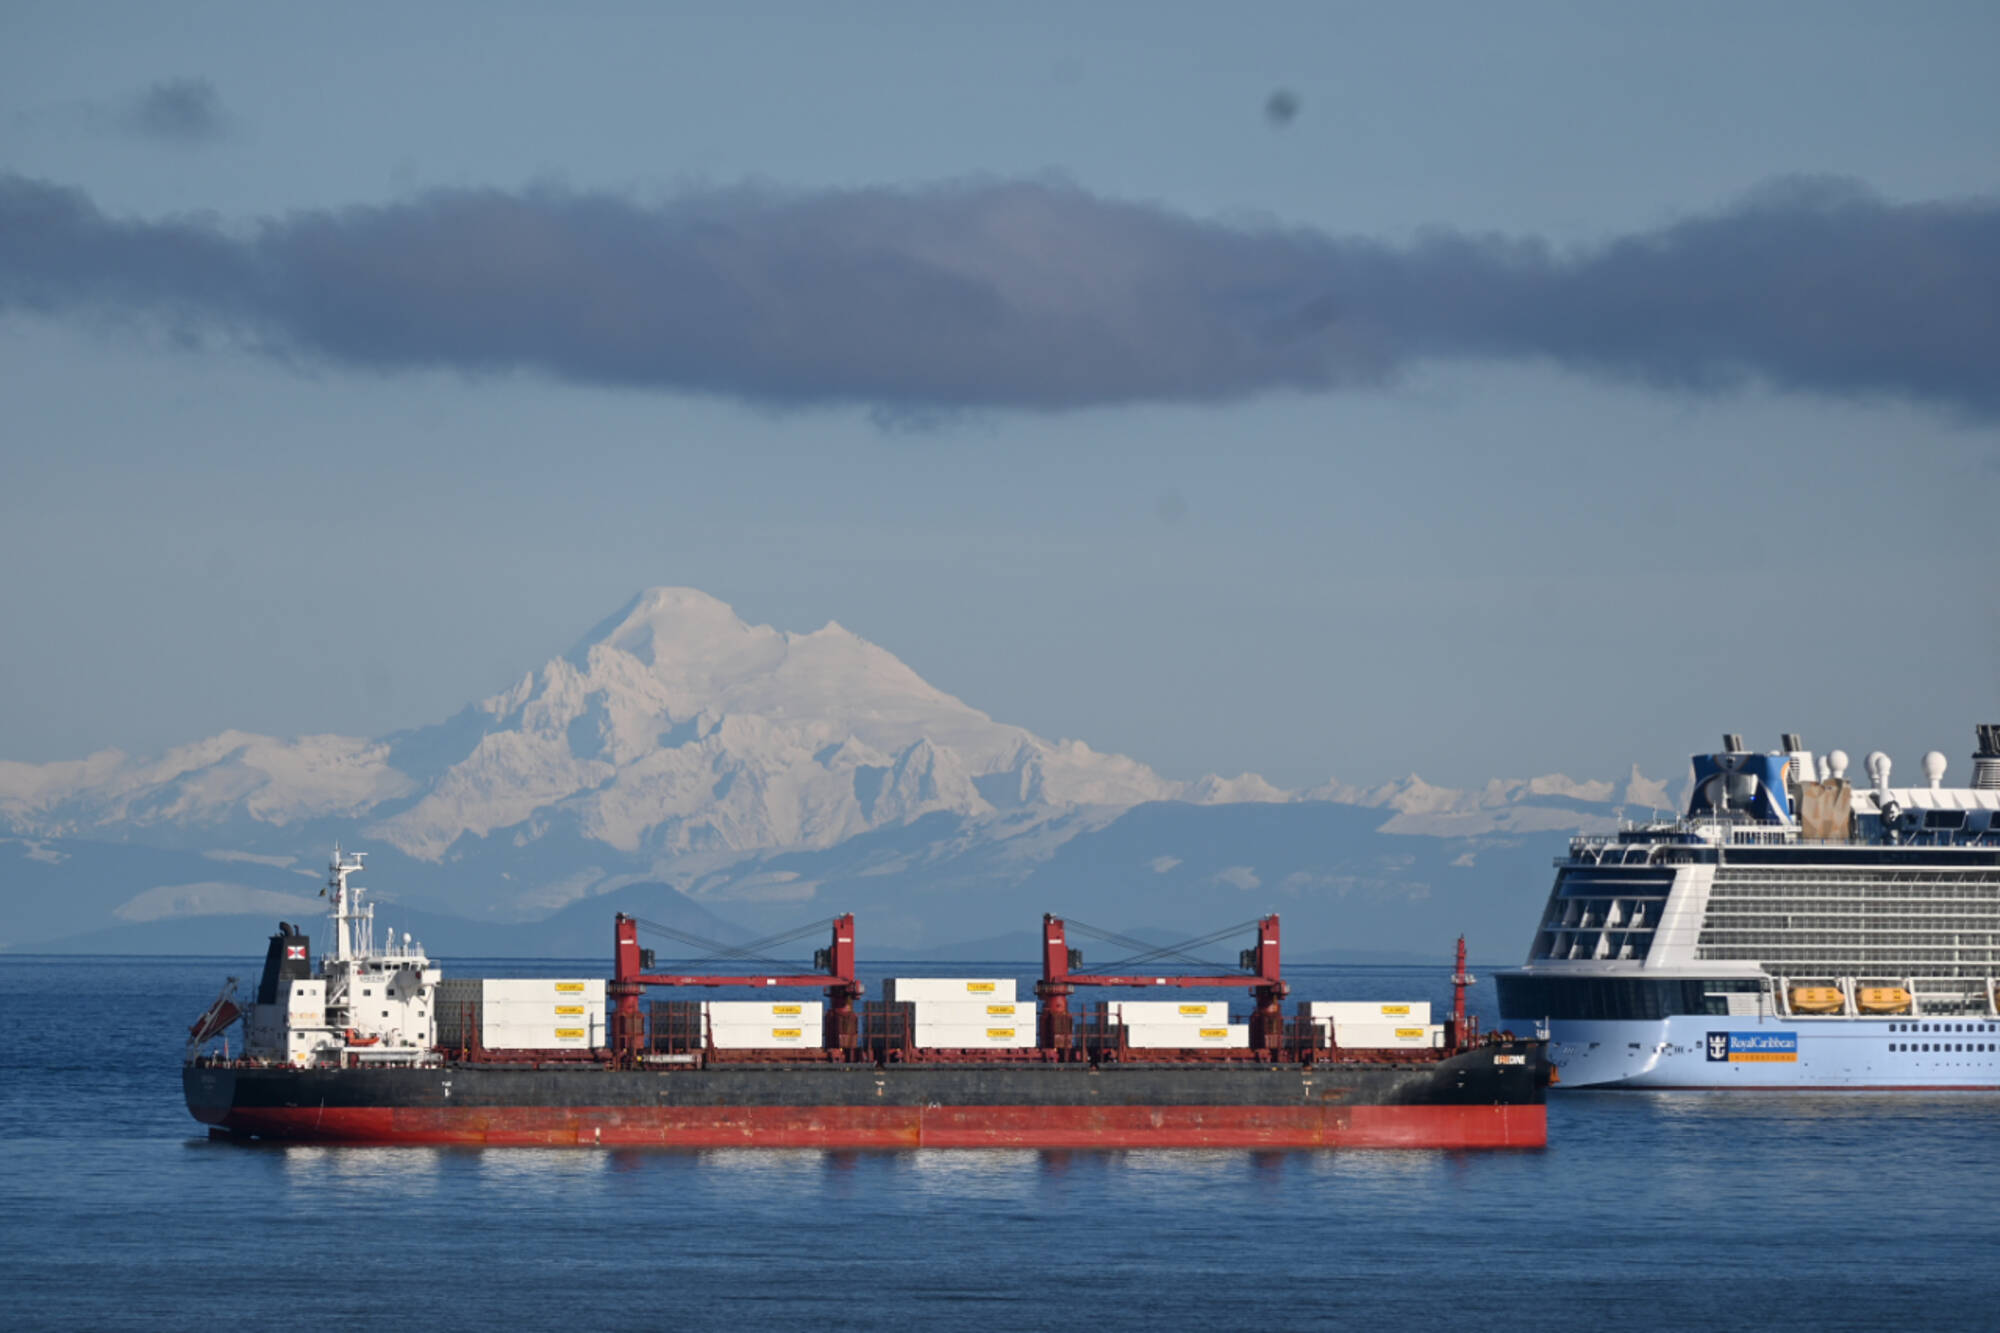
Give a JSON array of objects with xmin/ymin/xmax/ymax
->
[{"xmin": 3, "ymin": 955, "xmax": 1996, "ymax": 1331}]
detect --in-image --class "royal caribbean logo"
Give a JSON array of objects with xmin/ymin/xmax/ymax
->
[{"xmin": 1705, "ymin": 1031, "xmax": 1798, "ymax": 1063}]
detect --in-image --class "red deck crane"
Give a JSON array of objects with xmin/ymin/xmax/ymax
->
[
  {"xmin": 1036, "ymin": 914, "xmax": 1289, "ymax": 1054},
  {"xmin": 610, "ymin": 912, "xmax": 861, "ymax": 1059}
]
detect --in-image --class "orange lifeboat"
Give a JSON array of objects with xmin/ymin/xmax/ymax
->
[
  {"xmin": 343, "ymin": 1028, "xmax": 382, "ymax": 1047},
  {"xmin": 1857, "ymin": 987, "xmax": 1912, "ymax": 1015},
  {"xmin": 1789, "ymin": 987, "xmax": 1846, "ymax": 1015}
]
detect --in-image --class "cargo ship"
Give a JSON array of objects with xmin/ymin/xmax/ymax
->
[
  {"xmin": 1496, "ymin": 727, "xmax": 2000, "ymax": 1089},
  {"xmin": 184, "ymin": 849, "xmax": 1549, "ymax": 1147}
]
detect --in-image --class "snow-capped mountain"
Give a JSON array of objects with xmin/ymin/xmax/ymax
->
[
  {"xmin": 0, "ymin": 589, "xmax": 1192, "ymax": 860},
  {"xmin": 367, "ymin": 587, "xmax": 1187, "ymax": 861},
  {"xmin": 0, "ymin": 587, "xmax": 1664, "ymax": 953}
]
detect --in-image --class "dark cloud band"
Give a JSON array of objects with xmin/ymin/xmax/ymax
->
[{"xmin": 1, "ymin": 173, "xmax": 1994, "ymax": 414}]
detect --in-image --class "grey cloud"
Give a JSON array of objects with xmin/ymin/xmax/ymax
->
[
  {"xmin": 123, "ymin": 78, "xmax": 229, "ymax": 143},
  {"xmin": 0, "ymin": 172, "xmax": 1994, "ymax": 415}
]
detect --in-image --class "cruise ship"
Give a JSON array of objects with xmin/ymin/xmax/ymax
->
[{"xmin": 1496, "ymin": 726, "xmax": 2000, "ymax": 1089}]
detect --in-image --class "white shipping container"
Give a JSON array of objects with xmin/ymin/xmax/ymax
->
[
  {"xmin": 1122, "ymin": 1023, "xmax": 1249, "ymax": 1049},
  {"xmin": 1325, "ymin": 1022, "xmax": 1440, "ymax": 1048},
  {"xmin": 484, "ymin": 1027, "xmax": 597, "ymax": 1049},
  {"xmin": 704, "ymin": 1001, "xmax": 824, "ymax": 1025},
  {"xmin": 479, "ymin": 1000, "xmax": 601, "ymax": 1016},
  {"xmin": 1307, "ymin": 1000, "xmax": 1431, "ymax": 1025},
  {"xmin": 907, "ymin": 1000, "xmax": 1030, "ymax": 1022},
  {"xmin": 481, "ymin": 978, "xmax": 604, "ymax": 996},
  {"xmin": 1109, "ymin": 1000, "xmax": 1233, "ymax": 1024},
  {"xmin": 911, "ymin": 1022, "xmax": 1036, "ymax": 1048},
  {"xmin": 482, "ymin": 1019, "xmax": 589, "ymax": 1032},
  {"xmin": 885, "ymin": 978, "xmax": 1017, "ymax": 1003},
  {"xmin": 708, "ymin": 1025, "xmax": 821, "ymax": 1049}
]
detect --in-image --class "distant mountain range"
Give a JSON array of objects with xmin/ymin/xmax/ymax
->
[{"xmin": 0, "ymin": 588, "xmax": 1675, "ymax": 960}]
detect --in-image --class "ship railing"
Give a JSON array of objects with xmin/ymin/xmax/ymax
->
[{"xmin": 1575, "ymin": 816, "xmax": 2000, "ymax": 858}]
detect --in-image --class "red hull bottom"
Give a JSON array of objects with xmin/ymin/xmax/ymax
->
[{"xmin": 213, "ymin": 1102, "xmax": 1546, "ymax": 1149}]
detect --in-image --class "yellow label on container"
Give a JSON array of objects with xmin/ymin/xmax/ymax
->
[
  {"xmin": 555, "ymin": 982, "xmax": 585, "ymax": 993},
  {"xmin": 554, "ymin": 1005, "xmax": 585, "ymax": 1016},
  {"xmin": 554, "ymin": 1028, "xmax": 586, "ymax": 1039},
  {"xmin": 966, "ymin": 982, "xmax": 996, "ymax": 994},
  {"xmin": 772, "ymin": 1004, "xmax": 802, "ymax": 1016},
  {"xmin": 985, "ymin": 1028, "xmax": 1016, "ymax": 1039},
  {"xmin": 772, "ymin": 1028, "xmax": 802, "ymax": 1040},
  {"xmin": 1179, "ymin": 1005, "xmax": 1212, "ymax": 1017},
  {"xmin": 1381, "ymin": 1005, "xmax": 1410, "ymax": 1015},
  {"xmin": 1199, "ymin": 1028, "xmax": 1228, "ymax": 1039},
  {"xmin": 1394, "ymin": 1028, "xmax": 1425, "ymax": 1039},
  {"xmin": 986, "ymin": 1004, "xmax": 1017, "ymax": 1016}
]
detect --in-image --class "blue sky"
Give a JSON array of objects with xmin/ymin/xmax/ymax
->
[{"xmin": 2, "ymin": 3, "xmax": 1995, "ymax": 790}]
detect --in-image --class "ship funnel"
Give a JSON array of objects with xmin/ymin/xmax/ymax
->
[
  {"xmin": 1723, "ymin": 733, "xmax": 1746, "ymax": 753},
  {"xmin": 1974, "ymin": 725, "xmax": 2000, "ymax": 791},
  {"xmin": 1781, "ymin": 734, "xmax": 1813, "ymax": 789}
]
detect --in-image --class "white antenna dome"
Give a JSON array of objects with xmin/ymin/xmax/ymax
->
[
  {"xmin": 1866, "ymin": 751, "xmax": 1892, "ymax": 791},
  {"xmin": 1923, "ymin": 751, "xmax": 1947, "ymax": 788},
  {"xmin": 1827, "ymin": 750, "xmax": 1849, "ymax": 779}
]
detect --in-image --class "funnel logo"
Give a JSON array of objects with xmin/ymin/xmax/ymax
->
[
  {"xmin": 1705, "ymin": 1032, "xmax": 1798, "ymax": 1063},
  {"xmin": 285, "ymin": 945, "xmax": 306, "ymax": 960}
]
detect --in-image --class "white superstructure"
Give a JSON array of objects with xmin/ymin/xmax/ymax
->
[
  {"xmin": 1497, "ymin": 728, "xmax": 2000, "ymax": 1089},
  {"xmin": 240, "ymin": 848, "xmax": 443, "ymax": 1068}
]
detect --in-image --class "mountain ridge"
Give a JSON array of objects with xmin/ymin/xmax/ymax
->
[{"xmin": 0, "ymin": 587, "xmax": 1666, "ymax": 952}]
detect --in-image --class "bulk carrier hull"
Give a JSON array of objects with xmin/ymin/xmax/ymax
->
[{"xmin": 186, "ymin": 1045, "xmax": 1548, "ymax": 1149}]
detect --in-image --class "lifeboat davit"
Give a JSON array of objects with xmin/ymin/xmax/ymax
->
[
  {"xmin": 1857, "ymin": 987, "xmax": 1912, "ymax": 1015},
  {"xmin": 1789, "ymin": 987, "xmax": 1846, "ymax": 1015},
  {"xmin": 344, "ymin": 1029, "xmax": 382, "ymax": 1047}
]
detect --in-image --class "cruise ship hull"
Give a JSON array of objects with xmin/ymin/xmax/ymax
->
[
  {"xmin": 185, "ymin": 1049, "xmax": 1549, "ymax": 1148},
  {"xmin": 1541, "ymin": 1017, "xmax": 2000, "ymax": 1090}
]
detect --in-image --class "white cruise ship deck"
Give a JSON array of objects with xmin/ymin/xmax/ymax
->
[{"xmin": 1497, "ymin": 727, "xmax": 2000, "ymax": 1089}]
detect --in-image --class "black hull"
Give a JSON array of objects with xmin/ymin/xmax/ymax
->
[{"xmin": 185, "ymin": 1043, "xmax": 1549, "ymax": 1148}]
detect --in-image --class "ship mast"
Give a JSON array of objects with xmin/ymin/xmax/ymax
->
[{"xmin": 327, "ymin": 846, "xmax": 371, "ymax": 962}]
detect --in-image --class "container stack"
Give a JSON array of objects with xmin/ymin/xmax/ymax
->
[
  {"xmin": 434, "ymin": 977, "xmax": 482, "ymax": 1050},
  {"xmin": 1108, "ymin": 999, "xmax": 1246, "ymax": 1049},
  {"xmin": 1307, "ymin": 1001, "xmax": 1443, "ymax": 1050},
  {"xmin": 473, "ymin": 978, "xmax": 607, "ymax": 1050},
  {"xmin": 703, "ymin": 1000, "xmax": 825, "ymax": 1049},
  {"xmin": 646, "ymin": 999, "xmax": 704, "ymax": 1053},
  {"xmin": 885, "ymin": 978, "xmax": 1036, "ymax": 1048}
]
